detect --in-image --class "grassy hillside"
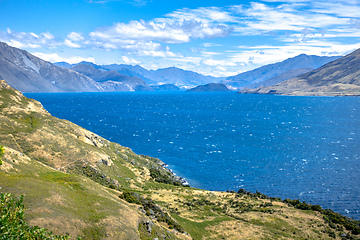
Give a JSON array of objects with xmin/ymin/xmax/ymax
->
[{"xmin": 0, "ymin": 79, "xmax": 359, "ymax": 239}]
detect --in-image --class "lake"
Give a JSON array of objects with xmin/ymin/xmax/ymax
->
[{"xmin": 25, "ymin": 91, "xmax": 360, "ymax": 219}]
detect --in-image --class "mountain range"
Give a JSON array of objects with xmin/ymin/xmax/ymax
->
[
  {"xmin": 56, "ymin": 61, "xmax": 224, "ymax": 89},
  {"xmin": 1, "ymin": 41, "xmax": 359, "ymax": 96},
  {"xmin": 240, "ymin": 48, "xmax": 360, "ymax": 96},
  {"xmin": 70, "ymin": 62, "xmax": 152, "ymax": 91},
  {"xmin": 222, "ymin": 54, "xmax": 340, "ymax": 89},
  {"xmin": 0, "ymin": 42, "xmax": 99, "ymax": 93}
]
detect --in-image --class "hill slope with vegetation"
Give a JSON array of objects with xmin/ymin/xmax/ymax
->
[{"xmin": 0, "ymin": 79, "xmax": 359, "ymax": 239}]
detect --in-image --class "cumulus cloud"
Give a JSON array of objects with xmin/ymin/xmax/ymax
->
[
  {"xmin": 0, "ymin": 28, "xmax": 57, "ymax": 49},
  {"xmin": 89, "ymin": 19, "xmax": 232, "ymax": 45},
  {"xmin": 121, "ymin": 56, "xmax": 140, "ymax": 64},
  {"xmin": 64, "ymin": 39, "xmax": 82, "ymax": 48},
  {"xmin": 67, "ymin": 32, "xmax": 84, "ymax": 42},
  {"xmin": 32, "ymin": 52, "xmax": 95, "ymax": 64},
  {"xmin": 136, "ymin": 49, "xmax": 181, "ymax": 58}
]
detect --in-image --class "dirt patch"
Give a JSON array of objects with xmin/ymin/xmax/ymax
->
[
  {"xmin": 44, "ymin": 194, "xmax": 67, "ymax": 207},
  {"xmin": 206, "ymin": 220, "xmax": 264, "ymax": 240},
  {"xmin": 28, "ymin": 216, "xmax": 86, "ymax": 238}
]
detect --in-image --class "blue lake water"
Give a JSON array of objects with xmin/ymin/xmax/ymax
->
[{"xmin": 25, "ymin": 92, "xmax": 360, "ymax": 219}]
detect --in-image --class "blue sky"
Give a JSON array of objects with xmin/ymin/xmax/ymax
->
[{"xmin": 1, "ymin": 0, "xmax": 359, "ymax": 77}]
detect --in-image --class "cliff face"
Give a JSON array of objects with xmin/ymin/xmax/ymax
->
[
  {"xmin": 240, "ymin": 49, "xmax": 360, "ymax": 96},
  {"xmin": 1, "ymin": 79, "xmax": 359, "ymax": 239}
]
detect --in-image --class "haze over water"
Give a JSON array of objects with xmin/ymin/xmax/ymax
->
[{"xmin": 26, "ymin": 92, "xmax": 360, "ymax": 219}]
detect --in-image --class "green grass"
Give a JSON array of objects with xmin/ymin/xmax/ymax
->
[
  {"xmin": 171, "ymin": 214, "xmax": 232, "ymax": 240},
  {"xmin": 0, "ymin": 159, "xmax": 139, "ymax": 239}
]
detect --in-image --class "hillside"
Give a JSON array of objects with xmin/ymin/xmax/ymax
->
[
  {"xmin": 240, "ymin": 49, "xmax": 360, "ymax": 96},
  {"xmin": 1, "ymin": 79, "xmax": 359, "ymax": 239},
  {"xmin": 71, "ymin": 63, "xmax": 152, "ymax": 91},
  {"xmin": 0, "ymin": 42, "xmax": 100, "ymax": 93},
  {"xmin": 64, "ymin": 62, "xmax": 224, "ymax": 89},
  {"xmin": 186, "ymin": 83, "xmax": 231, "ymax": 92},
  {"xmin": 223, "ymin": 54, "xmax": 339, "ymax": 89},
  {"xmin": 0, "ymin": 42, "xmax": 152, "ymax": 93}
]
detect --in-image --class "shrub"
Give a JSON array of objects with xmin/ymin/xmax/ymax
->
[
  {"xmin": 0, "ymin": 192, "xmax": 69, "ymax": 239},
  {"xmin": 0, "ymin": 145, "xmax": 4, "ymax": 165}
]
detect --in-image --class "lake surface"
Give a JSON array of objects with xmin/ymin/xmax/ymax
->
[{"xmin": 25, "ymin": 92, "xmax": 360, "ymax": 219}]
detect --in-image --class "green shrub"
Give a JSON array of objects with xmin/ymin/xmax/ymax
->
[
  {"xmin": 119, "ymin": 190, "xmax": 141, "ymax": 204},
  {"xmin": 0, "ymin": 192, "xmax": 69, "ymax": 239},
  {"xmin": 0, "ymin": 145, "xmax": 4, "ymax": 165}
]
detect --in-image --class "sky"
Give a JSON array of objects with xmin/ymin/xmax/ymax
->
[{"xmin": 0, "ymin": 0, "xmax": 360, "ymax": 77}]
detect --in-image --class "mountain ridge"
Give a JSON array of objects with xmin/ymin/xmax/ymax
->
[
  {"xmin": 0, "ymin": 42, "xmax": 101, "ymax": 93},
  {"xmin": 222, "ymin": 54, "xmax": 340, "ymax": 89},
  {"xmin": 240, "ymin": 48, "xmax": 360, "ymax": 96}
]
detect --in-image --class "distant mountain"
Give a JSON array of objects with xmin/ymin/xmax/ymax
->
[
  {"xmin": 145, "ymin": 67, "xmax": 224, "ymax": 88},
  {"xmin": 0, "ymin": 42, "xmax": 101, "ymax": 93},
  {"xmin": 102, "ymin": 64, "xmax": 156, "ymax": 85},
  {"xmin": 70, "ymin": 63, "xmax": 152, "ymax": 91},
  {"xmin": 152, "ymin": 84, "xmax": 181, "ymax": 91},
  {"xmin": 245, "ymin": 68, "xmax": 313, "ymax": 89},
  {"xmin": 53, "ymin": 61, "xmax": 73, "ymax": 69},
  {"xmin": 60, "ymin": 62, "xmax": 225, "ymax": 88},
  {"xmin": 240, "ymin": 48, "xmax": 360, "ymax": 96},
  {"xmin": 223, "ymin": 54, "xmax": 340, "ymax": 89},
  {"xmin": 0, "ymin": 42, "xmax": 152, "ymax": 93},
  {"xmin": 186, "ymin": 83, "xmax": 231, "ymax": 92},
  {"xmin": 63, "ymin": 62, "xmax": 225, "ymax": 88}
]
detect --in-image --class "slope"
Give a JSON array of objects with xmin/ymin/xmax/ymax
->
[
  {"xmin": 71, "ymin": 63, "xmax": 152, "ymax": 91},
  {"xmin": 0, "ymin": 79, "xmax": 359, "ymax": 239},
  {"xmin": 0, "ymin": 42, "xmax": 100, "ymax": 93},
  {"xmin": 223, "ymin": 54, "xmax": 340, "ymax": 89},
  {"xmin": 240, "ymin": 48, "xmax": 360, "ymax": 96}
]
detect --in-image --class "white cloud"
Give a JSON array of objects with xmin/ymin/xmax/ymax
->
[
  {"xmin": 121, "ymin": 56, "xmax": 140, "ymax": 64},
  {"xmin": 201, "ymin": 58, "xmax": 237, "ymax": 67},
  {"xmin": 67, "ymin": 32, "xmax": 84, "ymax": 42},
  {"xmin": 64, "ymin": 39, "xmax": 82, "ymax": 48},
  {"xmin": 0, "ymin": 29, "xmax": 57, "ymax": 49},
  {"xmin": 32, "ymin": 52, "xmax": 95, "ymax": 64},
  {"xmin": 202, "ymin": 42, "xmax": 222, "ymax": 47},
  {"xmin": 89, "ymin": 19, "xmax": 232, "ymax": 45},
  {"xmin": 136, "ymin": 49, "xmax": 181, "ymax": 58}
]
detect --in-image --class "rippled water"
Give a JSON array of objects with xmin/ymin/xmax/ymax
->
[{"xmin": 26, "ymin": 92, "xmax": 360, "ymax": 219}]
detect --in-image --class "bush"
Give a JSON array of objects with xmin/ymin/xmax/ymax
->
[
  {"xmin": 0, "ymin": 145, "xmax": 4, "ymax": 165},
  {"xmin": 119, "ymin": 190, "xmax": 141, "ymax": 205},
  {"xmin": 0, "ymin": 192, "xmax": 69, "ymax": 239}
]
